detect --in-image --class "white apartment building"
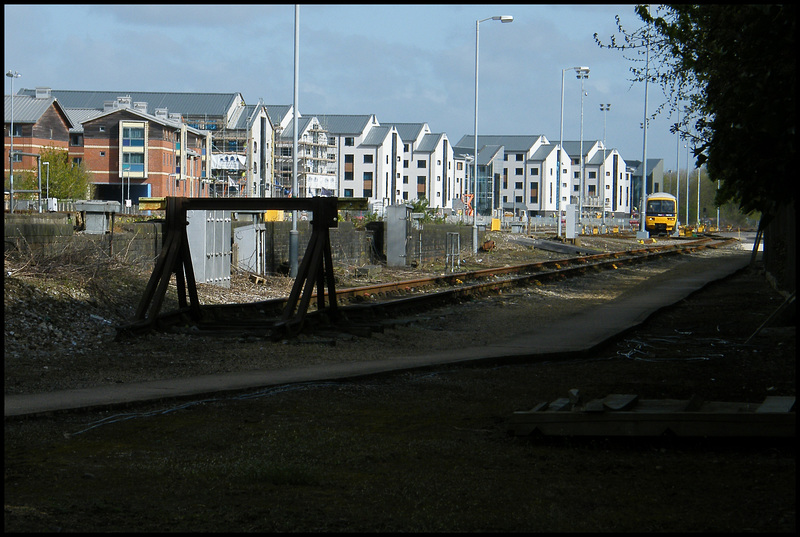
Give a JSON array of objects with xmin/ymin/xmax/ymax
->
[
  {"xmin": 563, "ymin": 140, "xmax": 630, "ymax": 216},
  {"xmin": 388, "ymin": 123, "xmax": 456, "ymax": 210}
]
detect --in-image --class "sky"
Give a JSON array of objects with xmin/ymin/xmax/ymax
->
[{"xmin": 4, "ymin": 4, "xmax": 686, "ymax": 170}]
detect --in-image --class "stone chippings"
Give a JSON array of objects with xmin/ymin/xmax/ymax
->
[{"xmin": 4, "ymin": 235, "xmax": 745, "ymax": 396}]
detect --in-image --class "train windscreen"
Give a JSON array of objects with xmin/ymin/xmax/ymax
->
[{"xmin": 646, "ymin": 199, "xmax": 676, "ymax": 215}]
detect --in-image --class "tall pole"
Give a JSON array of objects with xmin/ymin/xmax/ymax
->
[
  {"xmin": 473, "ymin": 18, "xmax": 480, "ymax": 254},
  {"xmin": 557, "ymin": 69, "xmax": 565, "ymax": 238},
  {"xmin": 675, "ymin": 106, "xmax": 681, "ymax": 231},
  {"xmin": 289, "ymin": 4, "xmax": 300, "ymax": 278},
  {"xmin": 6, "ymin": 70, "xmax": 21, "ymax": 213},
  {"xmin": 577, "ymin": 69, "xmax": 588, "ymax": 223},
  {"xmin": 696, "ymin": 166, "xmax": 700, "ymax": 227},
  {"xmin": 600, "ymin": 103, "xmax": 611, "ymax": 225},
  {"xmin": 685, "ymin": 143, "xmax": 690, "ymax": 226},
  {"xmin": 638, "ymin": 6, "xmax": 651, "ymax": 239},
  {"xmin": 472, "ymin": 15, "xmax": 513, "ymax": 254}
]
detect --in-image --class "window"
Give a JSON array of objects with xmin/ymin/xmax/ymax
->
[
  {"xmin": 457, "ymin": 162, "xmax": 463, "ymax": 170},
  {"xmin": 344, "ymin": 171, "xmax": 354, "ymax": 181},
  {"xmin": 99, "ymin": 126, "xmax": 106, "ymax": 132},
  {"xmin": 344, "ymin": 189, "xmax": 354, "ymax": 197},
  {"xmin": 515, "ymin": 195, "xmax": 523, "ymax": 203},
  {"xmin": 515, "ymin": 182, "xmax": 523, "ymax": 190},
  {"xmin": 515, "ymin": 168, "xmax": 523, "ymax": 175},
  {"xmin": 574, "ymin": 171, "xmax": 580, "ymax": 179},
  {"xmin": 363, "ymin": 154, "xmax": 373, "ymax": 164},
  {"xmin": 530, "ymin": 168, "xmax": 538, "ymax": 176},
  {"xmin": 516, "ymin": 154, "xmax": 523, "ymax": 161},
  {"xmin": 344, "ymin": 154, "xmax": 354, "ymax": 163},
  {"xmin": 363, "ymin": 171, "xmax": 373, "ymax": 182},
  {"xmin": 417, "ymin": 160, "xmax": 426, "ymax": 168},
  {"xmin": 12, "ymin": 124, "xmax": 22, "ymax": 136},
  {"xmin": 588, "ymin": 171, "xmax": 596, "ymax": 179},
  {"xmin": 404, "ymin": 160, "xmax": 409, "ymax": 167},
  {"xmin": 344, "ymin": 137, "xmax": 354, "ymax": 146},
  {"xmin": 403, "ymin": 176, "xmax": 409, "ymax": 184},
  {"xmin": 72, "ymin": 157, "xmax": 82, "ymax": 165},
  {"xmin": 12, "ymin": 152, "xmax": 22, "ymax": 163},
  {"xmin": 100, "ymin": 151, "xmax": 106, "ymax": 157},
  {"xmin": 70, "ymin": 134, "xmax": 83, "ymax": 146},
  {"xmin": 404, "ymin": 144, "xmax": 410, "ymax": 152}
]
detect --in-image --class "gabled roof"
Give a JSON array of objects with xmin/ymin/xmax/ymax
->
[
  {"xmin": 81, "ymin": 106, "xmax": 207, "ymax": 136},
  {"xmin": 17, "ymin": 88, "xmax": 243, "ymax": 118},
  {"xmin": 531, "ymin": 143, "xmax": 557, "ymax": 161},
  {"xmin": 478, "ymin": 144, "xmax": 504, "ymax": 166},
  {"xmin": 278, "ymin": 116, "xmax": 315, "ymax": 140},
  {"xmin": 561, "ymin": 140, "xmax": 600, "ymax": 158},
  {"xmin": 265, "ymin": 105, "xmax": 293, "ymax": 129},
  {"xmin": 233, "ymin": 103, "xmax": 270, "ymax": 130},
  {"xmin": 64, "ymin": 108, "xmax": 103, "ymax": 133},
  {"xmin": 627, "ymin": 158, "xmax": 663, "ymax": 176},
  {"xmin": 305, "ymin": 114, "xmax": 376, "ymax": 135},
  {"xmin": 4, "ymin": 94, "xmax": 74, "ymax": 129},
  {"xmin": 383, "ymin": 122, "xmax": 428, "ymax": 143},
  {"xmin": 361, "ymin": 125, "xmax": 393, "ymax": 146},
  {"xmin": 455, "ymin": 134, "xmax": 545, "ymax": 153},
  {"xmin": 416, "ymin": 133, "xmax": 444, "ymax": 153}
]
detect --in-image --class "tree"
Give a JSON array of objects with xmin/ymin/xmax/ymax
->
[
  {"xmin": 595, "ymin": 5, "xmax": 795, "ymax": 220},
  {"xmin": 16, "ymin": 146, "xmax": 94, "ymax": 200}
]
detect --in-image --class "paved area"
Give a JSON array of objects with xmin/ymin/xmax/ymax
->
[{"xmin": 4, "ymin": 251, "xmax": 753, "ymax": 418}]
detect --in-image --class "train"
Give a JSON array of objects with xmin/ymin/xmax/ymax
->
[{"xmin": 644, "ymin": 192, "xmax": 677, "ymax": 235}]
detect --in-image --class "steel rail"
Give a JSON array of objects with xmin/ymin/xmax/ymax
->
[{"xmin": 146, "ymin": 237, "xmax": 736, "ymax": 338}]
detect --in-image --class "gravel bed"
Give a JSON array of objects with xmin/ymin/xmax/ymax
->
[{"xmin": 4, "ymin": 233, "xmax": 748, "ymax": 396}]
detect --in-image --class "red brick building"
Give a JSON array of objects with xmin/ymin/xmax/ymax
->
[
  {"xmin": 4, "ymin": 90, "xmax": 72, "ymax": 184},
  {"xmin": 80, "ymin": 102, "xmax": 212, "ymax": 202}
]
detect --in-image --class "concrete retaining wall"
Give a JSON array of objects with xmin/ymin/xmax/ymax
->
[{"xmin": 5, "ymin": 214, "xmax": 470, "ymax": 274}]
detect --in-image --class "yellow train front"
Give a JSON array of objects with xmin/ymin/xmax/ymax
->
[{"xmin": 645, "ymin": 192, "xmax": 677, "ymax": 235}]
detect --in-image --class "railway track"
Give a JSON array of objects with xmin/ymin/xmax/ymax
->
[{"xmin": 122, "ymin": 235, "xmax": 737, "ymax": 339}]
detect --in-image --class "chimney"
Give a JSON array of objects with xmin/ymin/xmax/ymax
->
[
  {"xmin": 116, "ymin": 96, "xmax": 132, "ymax": 108},
  {"xmin": 35, "ymin": 87, "xmax": 52, "ymax": 99},
  {"xmin": 155, "ymin": 108, "xmax": 168, "ymax": 119},
  {"xmin": 133, "ymin": 102, "xmax": 148, "ymax": 113}
]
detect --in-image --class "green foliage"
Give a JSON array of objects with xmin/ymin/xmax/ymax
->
[
  {"xmin": 596, "ymin": 5, "xmax": 795, "ymax": 220},
  {"xmin": 16, "ymin": 146, "xmax": 94, "ymax": 200}
]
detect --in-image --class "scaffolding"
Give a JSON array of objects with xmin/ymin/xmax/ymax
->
[{"xmin": 274, "ymin": 121, "xmax": 336, "ymax": 198}]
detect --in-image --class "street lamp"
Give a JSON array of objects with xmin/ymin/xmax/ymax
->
[
  {"xmin": 637, "ymin": 5, "xmax": 652, "ymax": 239},
  {"xmin": 6, "ymin": 70, "xmax": 21, "ymax": 213},
  {"xmin": 473, "ymin": 14, "xmax": 513, "ymax": 253},
  {"xmin": 600, "ymin": 103, "xmax": 611, "ymax": 225},
  {"xmin": 558, "ymin": 66, "xmax": 589, "ymax": 237},
  {"xmin": 576, "ymin": 67, "xmax": 589, "ymax": 222},
  {"xmin": 674, "ymin": 106, "xmax": 681, "ymax": 234}
]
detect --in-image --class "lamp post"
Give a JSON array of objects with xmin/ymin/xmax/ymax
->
[
  {"xmin": 289, "ymin": 3, "xmax": 300, "ymax": 278},
  {"xmin": 473, "ymin": 14, "xmax": 513, "ymax": 253},
  {"xmin": 685, "ymin": 143, "xmax": 690, "ymax": 226},
  {"xmin": 637, "ymin": 5, "xmax": 651, "ymax": 239},
  {"xmin": 6, "ymin": 70, "xmax": 21, "ymax": 213},
  {"xmin": 576, "ymin": 67, "xmax": 589, "ymax": 223},
  {"xmin": 674, "ymin": 106, "xmax": 681, "ymax": 234},
  {"xmin": 600, "ymin": 102, "xmax": 611, "ymax": 225},
  {"xmin": 558, "ymin": 66, "xmax": 589, "ymax": 237}
]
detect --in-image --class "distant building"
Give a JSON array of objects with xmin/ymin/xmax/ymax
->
[
  {"xmin": 80, "ymin": 104, "xmax": 211, "ymax": 202},
  {"xmin": 4, "ymin": 88, "xmax": 73, "ymax": 181},
  {"xmin": 627, "ymin": 158, "xmax": 665, "ymax": 212}
]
